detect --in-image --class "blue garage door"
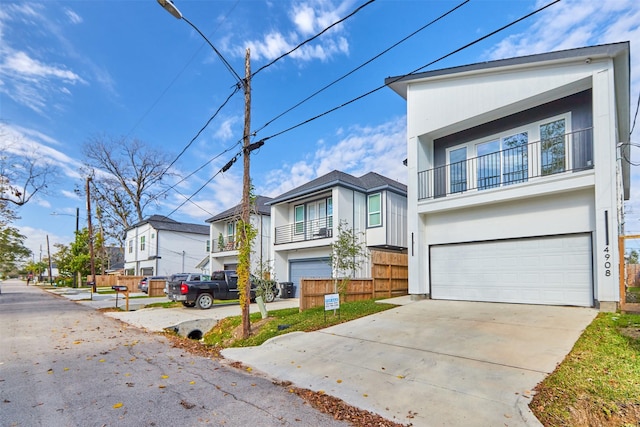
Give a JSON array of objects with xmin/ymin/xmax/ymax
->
[{"xmin": 289, "ymin": 258, "xmax": 331, "ymax": 298}]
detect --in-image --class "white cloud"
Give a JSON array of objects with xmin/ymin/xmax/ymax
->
[
  {"xmin": 213, "ymin": 116, "xmax": 240, "ymax": 141},
  {"xmin": 65, "ymin": 8, "xmax": 82, "ymax": 25},
  {"xmin": 260, "ymin": 117, "xmax": 406, "ymax": 198},
  {"xmin": 236, "ymin": 0, "xmax": 353, "ymax": 62}
]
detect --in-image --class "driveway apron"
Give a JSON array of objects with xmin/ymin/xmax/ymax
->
[{"xmin": 222, "ymin": 299, "xmax": 597, "ymax": 426}]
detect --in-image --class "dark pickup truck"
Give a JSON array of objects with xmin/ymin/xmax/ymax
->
[{"xmin": 166, "ymin": 270, "xmax": 277, "ymax": 309}]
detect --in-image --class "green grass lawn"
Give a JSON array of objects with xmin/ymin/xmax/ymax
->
[{"xmin": 531, "ymin": 312, "xmax": 640, "ymax": 426}]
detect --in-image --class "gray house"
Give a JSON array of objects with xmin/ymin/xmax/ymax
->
[{"xmin": 268, "ymin": 170, "xmax": 407, "ymax": 296}]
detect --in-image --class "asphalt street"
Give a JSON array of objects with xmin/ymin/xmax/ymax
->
[{"xmin": 0, "ymin": 280, "xmax": 350, "ymax": 427}]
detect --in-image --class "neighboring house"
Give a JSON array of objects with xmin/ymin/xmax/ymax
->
[
  {"xmin": 268, "ymin": 170, "xmax": 407, "ymax": 297},
  {"xmin": 123, "ymin": 215, "xmax": 209, "ymax": 276},
  {"xmin": 386, "ymin": 42, "xmax": 630, "ymax": 311},
  {"xmin": 205, "ymin": 195, "xmax": 272, "ymax": 275}
]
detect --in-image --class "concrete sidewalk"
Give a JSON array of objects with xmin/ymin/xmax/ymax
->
[{"xmin": 222, "ymin": 299, "xmax": 597, "ymax": 427}]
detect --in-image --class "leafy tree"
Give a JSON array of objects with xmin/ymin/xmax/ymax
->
[
  {"xmin": 328, "ymin": 220, "xmax": 368, "ymax": 299},
  {"xmin": 0, "ymin": 221, "xmax": 31, "ymax": 277},
  {"xmin": 53, "ymin": 228, "xmax": 106, "ymax": 284},
  {"xmin": 0, "ymin": 123, "xmax": 56, "ymax": 206},
  {"xmin": 82, "ymin": 135, "xmax": 174, "ymax": 245},
  {"xmin": 627, "ymin": 249, "xmax": 639, "ymax": 264}
]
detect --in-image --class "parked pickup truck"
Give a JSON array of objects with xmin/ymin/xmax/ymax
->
[{"xmin": 166, "ymin": 270, "xmax": 277, "ymax": 309}]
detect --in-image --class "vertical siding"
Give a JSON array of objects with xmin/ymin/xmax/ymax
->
[{"xmin": 386, "ymin": 192, "xmax": 408, "ymax": 248}]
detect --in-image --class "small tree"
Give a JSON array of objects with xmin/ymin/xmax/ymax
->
[{"xmin": 328, "ymin": 220, "xmax": 368, "ymax": 300}]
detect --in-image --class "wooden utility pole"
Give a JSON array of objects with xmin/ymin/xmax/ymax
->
[
  {"xmin": 240, "ymin": 47, "xmax": 252, "ymax": 339},
  {"xmin": 86, "ymin": 177, "xmax": 96, "ymax": 292}
]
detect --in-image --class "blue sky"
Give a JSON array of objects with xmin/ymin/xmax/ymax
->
[{"xmin": 1, "ymin": 0, "xmax": 639, "ymax": 258}]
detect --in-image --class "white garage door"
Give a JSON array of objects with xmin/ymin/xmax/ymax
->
[
  {"xmin": 289, "ymin": 258, "xmax": 331, "ymax": 298},
  {"xmin": 430, "ymin": 234, "xmax": 593, "ymax": 307}
]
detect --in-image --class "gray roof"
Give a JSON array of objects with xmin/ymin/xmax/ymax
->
[
  {"xmin": 127, "ymin": 215, "xmax": 209, "ymax": 235},
  {"xmin": 267, "ymin": 170, "xmax": 407, "ymax": 205},
  {"xmin": 386, "ymin": 42, "xmax": 630, "ymax": 99},
  {"xmin": 205, "ymin": 195, "xmax": 273, "ymax": 223}
]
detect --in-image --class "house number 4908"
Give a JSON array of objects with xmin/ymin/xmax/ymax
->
[{"xmin": 603, "ymin": 246, "xmax": 611, "ymax": 276}]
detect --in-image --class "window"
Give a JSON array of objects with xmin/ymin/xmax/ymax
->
[
  {"xmin": 327, "ymin": 197, "xmax": 333, "ymax": 228},
  {"xmin": 448, "ymin": 147, "xmax": 467, "ymax": 193},
  {"xmin": 294, "ymin": 205, "xmax": 304, "ymax": 234},
  {"xmin": 368, "ymin": 193, "xmax": 381, "ymax": 227},
  {"xmin": 206, "ymin": 239, "xmax": 211, "ymax": 253},
  {"xmin": 226, "ymin": 222, "xmax": 235, "ymax": 244},
  {"xmin": 128, "ymin": 240, "xmax": 133, "ymax": 254},
  {"xmin": 502, "ymin": 132, "xmax": 528, "ymax": 184},
  {"xmin": 140, "ymin": 236, "xmax": 146, "ymax": 251},
  {"xmin": 540, "ymin": 118, "xmax": 566, "ymax": 175},
  {"xmin": 476, "ymin": 140, "xmax": 500, "ymax": 190}
]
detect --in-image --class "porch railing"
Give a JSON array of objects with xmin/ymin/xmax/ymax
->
[
  {"xmin": 417, "ymin": 127, "xmax": 593, "ymax": 200},
  {"xmin": 274, "ymin": 217, "xmax": 333, "ymax": 245}
]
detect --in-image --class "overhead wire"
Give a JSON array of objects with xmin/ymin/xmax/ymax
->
[
  {"xmin": 251, "ymin": 0, "xmax": 376, "ymax": 78},
  {"xmin": 255, "ymin": 0, "xmax": 561, "ymax": 144},
  {"xmin": 124, "ymin": 0, "xmax": 240, "ymax": 139},
  {"xmin": 162, "ymin": 0, "xmax": 561, "ymax": 220},
  {"xmin": 630, "ymin": 90, "xmax": 640, "ymax": 136},
  {"xmin": 252, "ymin": 0, "xmax": 471, "ymax": 137}
]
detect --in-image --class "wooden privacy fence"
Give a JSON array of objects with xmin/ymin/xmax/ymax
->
[
  {"xmin": 86, "ymin": 275, "xmax": 144, "ymax": 290},
  {"xmin": 626, "ymin": 264, "xmax": 640, "ymax": 287},
  {"xmin": 299, "ymin": 250, "xmax": 408, "ymax": 311}
]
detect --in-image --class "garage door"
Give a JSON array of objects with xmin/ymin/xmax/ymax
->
[
  {"xmin": 430, "ymin": 234, "xmax": 593, "ymax": 307},
  {"xmin": 289, "ymin": 258, "xmax": 331, "ymax": 298}
]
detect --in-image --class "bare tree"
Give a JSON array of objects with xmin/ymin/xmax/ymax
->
[
  {"xmin": 82, "ymin": 135, "xmax": 175, "ymax": 244},
  {"xmin": 0, "ymin": 124, "xmax": 56, "ymax": 206}
]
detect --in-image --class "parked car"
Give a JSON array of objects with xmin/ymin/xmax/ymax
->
[
  {"xmin": 166, "ymin": 270, "xmax": 270, "ymax": 309},
  {"xmin": 138, "ymin": 276, "xmax": 168, "ymax": 294}
]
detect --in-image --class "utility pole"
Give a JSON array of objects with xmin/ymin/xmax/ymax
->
[
  {"xmin": 46, "ymin": 235, "xmax": 53, "ymax": 285},
  {"xmin": 240, "ymin": 47, "xmax": 252, "ymax": 339},
  {"xmin": 86, "ymin": 177, "xmax": 96, "ymax": 292}
]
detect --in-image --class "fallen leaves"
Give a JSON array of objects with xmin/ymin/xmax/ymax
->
[{"xmin": 112, "ymin": 402, "xmax": 123, "ymax": 409}]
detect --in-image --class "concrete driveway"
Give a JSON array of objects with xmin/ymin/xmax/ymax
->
[{"xmin": 222, "ymin": 298, "xmax": 597, "ymax": 427}]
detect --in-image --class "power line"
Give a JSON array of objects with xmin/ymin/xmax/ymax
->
[
  {"xmin": 160, "ymin": 0, "xmax": 559, "ymax": 221},
  {"xmin": 181, "ymin": 16, "xmax": 243, "ymax": 85},
  {"xmin": 252, "ymin": 0, "xmax": 471, "ymax": 137},
  {"xmin": 161, "ymin": 85, "xmax": 241, "ymax": 177},
  {"xmin": 257, "ymin": 0, "xmax": 561, "ymax": 144},
  {"xmin": 125, "ymin": 0, "xmax": 240, "ymax": 139},
  {"xmin": 251, "ymin": 0, "xmax": 376, "ymax": 78},
  {"xmin": 630, "ymin": 90, "xmax": 640, "ymax": 136}
]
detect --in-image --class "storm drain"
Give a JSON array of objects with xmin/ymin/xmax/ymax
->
[
  {"xmin": 187, "ymin": 329, "xmax": 203, "ymax": 340},
  {"xmin": 166, "ymin": 319, "xmax": 218, "ymax": 340}
]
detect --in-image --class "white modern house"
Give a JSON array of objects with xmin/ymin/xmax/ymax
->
[
  {"xmin": 123, "ymin": 215, "xmax": 210, "ymax": 276},
  {"xmin": 205, "ymin": 195, "xmax": 272, "ymax": 274},
  {"xmin": 268, "ymin": 170, "xmax": 407, "ymax": 297},
  {"xmin": 386, "ymin": 42, "xmax": 630, "ymax": 311}
]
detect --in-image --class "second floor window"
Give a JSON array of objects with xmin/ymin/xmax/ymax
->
[
  {"xmin": 206, "ymin": 239, "xmax": 211, "ymax": 252},
  {"xmin": 128, "ymin": 240, "xmax": 133, "ymax": 253},
  {"xmin": 368, "ymin": 193, "xmax": 381, "ymax": 227},
  {"xmin": 295, "ymin": 205, "xmax": 304, "ymax": 234},
  {"xmin": 140, "ymin": 236, "xmax": 146, "ymax": 251}
]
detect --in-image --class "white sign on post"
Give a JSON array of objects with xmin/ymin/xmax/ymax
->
[{"xmin": 324, "ymin": 293, "xmax": 340, "ymax": 311}]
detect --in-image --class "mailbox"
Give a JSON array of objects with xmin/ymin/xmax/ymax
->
[{"xmin": 112, "ymin": 285, "xmax": 128, "ymax": 292}]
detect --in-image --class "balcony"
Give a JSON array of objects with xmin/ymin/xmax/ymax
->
[
  {"xmin": 212, "ymin": 236, "xmax": 238, "ymax": 253},
  {"xmin": 275, "ymin": 217, "xmax": 333, "ymax": 245},
  {"xmin": 418, "ymin": 128, "xmax": 593, "ymax": 200}
]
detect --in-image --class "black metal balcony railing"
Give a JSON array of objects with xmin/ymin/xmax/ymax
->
[
  {"xmin": 418, "ymin": 128, "xmax": 593, "ymax": 200},
  {"xmin": 275, "ymin": 217, "xmax": 333, "ymax": 245}
]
